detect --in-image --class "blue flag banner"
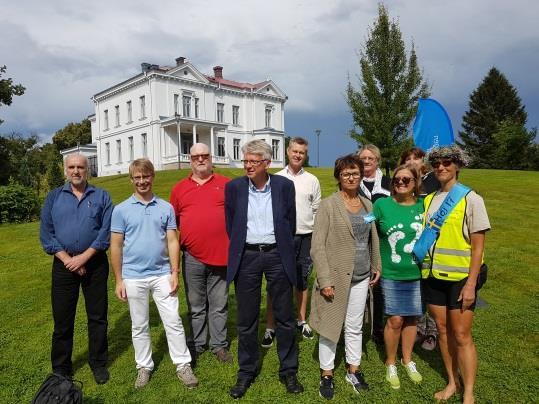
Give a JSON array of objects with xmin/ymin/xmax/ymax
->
[{"xmin": 412, "ymin": 98, "xmax": 455, "ymax": 151}]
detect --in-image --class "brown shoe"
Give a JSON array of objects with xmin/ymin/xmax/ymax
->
[{"xmin": 215, "ymin": 348, "xmax": 233, "ymax": 364}]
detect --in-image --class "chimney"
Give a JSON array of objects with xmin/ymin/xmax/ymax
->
[
  {"xmin": 141, "ymin": 63, "xmax": 151, "ymax": 73},
  {"xmin": 213, "ymin": 66, "xmax": 223, "ymax": 79},
  {"xmin": 175, "ymin": 56, "xmax": 186, "ymax": 66}
]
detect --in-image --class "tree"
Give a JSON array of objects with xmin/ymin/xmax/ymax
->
[
  {"xmin": 52, "ymin": 119, "xmax": 92, "ymax": 151},
  {"xmin": 346, "ymin": 4, "xmax": 430, "ymax": 173},
  {"xmin": 459, "ymin": 67, "xmax": 527, "ymax": 168},
  {"xmin": 46, "ymin": 158, "xmax": 65, "ymax": 190},
  {"xmin": 491, "ymin": 120, "xmax": 536, "ymax": 170},
  {"xmin": 0, "ymin": 65, "xmax": 25, "ymax": 125}
]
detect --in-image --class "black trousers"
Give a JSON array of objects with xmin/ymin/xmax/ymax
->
[
  {"xmin": 51, "ymin": 252, "xmax": 109, "ymax": 374},
  {"xmin": 234, "ymin": 249, "xmax": 298, "ymax": 380}
]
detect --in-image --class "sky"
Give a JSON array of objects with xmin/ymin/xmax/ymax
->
[{"xmin": 1, "ymin": 0, "xmax": 538, "ymax": 167}]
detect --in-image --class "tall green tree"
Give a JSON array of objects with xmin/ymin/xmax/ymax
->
[
  {"xmin": 347, "ymin": 4, "xmax": 430, "ymax": 172},
  {"xmin": 52, "ymin": 119, "xmax": 92, "ymax": 151},
  {"xmin": 459, "ymin": 67, "xmax": 527, "ymax": 168},
  {"xmin": 0, "ymin": 65, "xmax": 25, "ymax": 125},
  {"xmin": 491, "ymin": 120, "xmax": 536, "ymax": 170}
]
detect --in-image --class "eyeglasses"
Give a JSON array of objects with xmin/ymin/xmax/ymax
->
[
  {"xmin": 190, "ymin": 154, "xmax": 210, "ymax": 161},
  {"xmin": 393, "ymin": 176, "xmax": 414, "ymax": 185},
  {"xmin": 242, "ymin": 159, "xmax": 267, "ymax": 166},
  {"xmin": 340, "ymin": 172, "xmax": 361, "ymax": 180},
  {"xmin": 132, "ymin": 174, "xmax": 152, "ymax": 182},
  {"xmin": 432, "ymin": 160, "xmax": 453, "ymax": 169}
]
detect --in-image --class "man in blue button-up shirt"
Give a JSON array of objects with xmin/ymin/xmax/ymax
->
[{"xmin": 40, "ymin": 154, "xmax": 112, "ymax": 384}]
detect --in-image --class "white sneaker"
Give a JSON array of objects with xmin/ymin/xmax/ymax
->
[
  {"xmin": 401, "ymin": 359, "xmax": 423, "ymax": 383},
  {"xmin": 134, "ymin": 368, "xmax": 151, "ymax": 388},
  {"xmin": 176, "ymin": 364, "xmax": 199, "ymax": 388}
]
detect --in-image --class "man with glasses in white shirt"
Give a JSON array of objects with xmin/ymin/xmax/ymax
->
[{"xmin": 262, "ymin": 137, "xmax": 321, "ymax": 347}]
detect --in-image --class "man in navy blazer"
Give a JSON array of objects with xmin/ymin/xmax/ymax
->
[{"xmin": 225, "ymin": 140, "xmax": 303, "ymax": 399}]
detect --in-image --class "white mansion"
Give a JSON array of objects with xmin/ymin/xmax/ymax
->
[{"xmin": 89, "ymin": 56, "xmax": 288, "ymax": 176}]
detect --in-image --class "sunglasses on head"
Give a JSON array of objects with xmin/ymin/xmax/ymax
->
[
  {"xmin": 393, "ymin": 176, "xmax": 414, "ymax": 185},
  {"xmin": 432, "ymin": 160, "xmax": 453, "ymax": 168}
]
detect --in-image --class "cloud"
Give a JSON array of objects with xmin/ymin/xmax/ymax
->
[{"xmin": 0, "ymin": 0, "xmax": 537, "ymax": 165}]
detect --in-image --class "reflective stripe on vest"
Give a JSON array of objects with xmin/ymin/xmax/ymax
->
[{"xmin": 421, "ymin": 191, "xmax": 479, "ymax": 281}]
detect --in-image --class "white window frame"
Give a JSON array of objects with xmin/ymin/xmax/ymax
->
[
  {"xmin": 265, "ymin": 106, "xmax": 272, "ymax": 128},
  {"xmin": 115, "ymin": 105, "xmax": 120, "ymax": 127},
  {"xmin": 140, "ymin": 95, "xmax": 146, "ymax": 119},
  {"xmin": 105, "ymin": 142, "xmax": 110, "ymax": 165},
  {"xmin": 104, "ymin": 110, "xmax": 109, "ymax": 130},
  {"xmin": 116, "ymin": 139, "xmax": 122, "ymax": 163},
  {"xmin": 128, "ymin": 136, "xmax": 134, "ymax": 161},
  {"xmin": 232, "ymin": 105, "xmax": 239, "ymax": 125},
  {"xmin": 217, "ymin": 103, "xmax": 224, "ymax": 123},
  {"xmin": 233, "ymin": 138, "xmax": 240, "ymax": 160},
  {"xmin": 127, "ymin": 100, "xmax": 132, "ymax": 123},
  {"xmin": 272, "ymin": 139, "xmax": 280, "ymax": 160},
  {"xmin": 141, "ymin": 133, "xmax": 147, "ymax": 157},
  {"xmin": 217, "ymin": 136, "xmax": 225, "ymax": 157}
]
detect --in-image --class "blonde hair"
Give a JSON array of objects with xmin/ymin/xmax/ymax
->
[
  {"xmin": 129, "ymin": 158, "xmax": 155, "ymax": 177},
  {"xmin": 357, "ymin": 144, "xmax": 381, "ymax": 163}
]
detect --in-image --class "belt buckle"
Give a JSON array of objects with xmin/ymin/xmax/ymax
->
[{"xmin": 258, "ymin": 244, "xmax": 266, "ymax": 252}]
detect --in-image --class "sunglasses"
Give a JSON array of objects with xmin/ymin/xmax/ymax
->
[
  {"xmin": 393, "ymin": 176, "xmax": 414, "ymax": 185},
  {"xmin": 432, "ymin": 160, "xmax": 453, "ymax": 168},
  {"xmin": 190, "ymin": 154, "xmax": 210, "ymax": 161}
]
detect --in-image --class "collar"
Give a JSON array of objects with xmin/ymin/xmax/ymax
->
[
  {"xmin": 188, "ymin": 172, "xmax": 214, "ymax": 185},
  {"xmin": 248, "ymin": 175, "xmax": 271, "ymax": 193},
  {"xmin": 130, "ymin": 194, "xmax": 157, "ymax": 205},
  {"xmin": 62, "ymin": 182, "xmax": 94, "ymax": 195},
  {"xmin": 286, "ymin": 165, "xmax": 304, "ymax": 176}
]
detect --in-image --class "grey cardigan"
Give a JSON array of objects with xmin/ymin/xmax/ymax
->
[{"xmin": 309, "ymin": 192, "xmax": 381, "ymax": 343}]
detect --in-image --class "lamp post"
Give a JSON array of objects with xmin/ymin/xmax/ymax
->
[{"xmin": 315, "ymin": 129, "xmax": 321, "ymax": 167}]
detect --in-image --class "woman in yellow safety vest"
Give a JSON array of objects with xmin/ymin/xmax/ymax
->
[{"xmin": 421, "ymin": 145, "xmax": 490, "ymax": 404}]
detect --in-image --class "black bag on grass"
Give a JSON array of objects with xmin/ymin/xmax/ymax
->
[{"xmin": 32, "ymin": 373, "xmax": 83, "ymax": 404}]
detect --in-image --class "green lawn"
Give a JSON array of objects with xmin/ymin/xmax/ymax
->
[{"xmin": 0, "ymin": 168, "xmax": 537, "ymax": 403}]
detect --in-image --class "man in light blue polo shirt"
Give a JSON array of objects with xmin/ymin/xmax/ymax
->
[{"xmin": 110, "ymin": 158, "xmax": 198, "ymax": 389}]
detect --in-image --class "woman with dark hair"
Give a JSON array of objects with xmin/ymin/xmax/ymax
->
[
  {"xmin": 373, "ymin": 164, "xmax": 424, "ymax": 390},
  {"xmin": 419, "ymin": 145, "xmax": 490, "ymax": 404},
  {"xmin": 399, "ymin": 147, "xmax": 440, "ymax": 350},
  {"xmin": 399, "ymin": 147, "xmax": 440, "ymax": 196},
  {"xmin": 309, "ymin": 154, "xmax": 381, "ymax": 400}
]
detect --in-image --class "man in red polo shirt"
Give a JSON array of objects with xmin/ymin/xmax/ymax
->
[{"xmin": 170, "ymin": 143, "xmax": 231, "ymax": 363}]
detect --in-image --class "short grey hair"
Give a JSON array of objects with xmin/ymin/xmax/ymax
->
[{"xmin": 242, "ymin": 139, "xmax": 272, "ymax": 160}]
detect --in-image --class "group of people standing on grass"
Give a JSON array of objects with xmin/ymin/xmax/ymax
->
[{"xmin": 39, "ymin": 136, "xmax": 489, "ymax": 404}]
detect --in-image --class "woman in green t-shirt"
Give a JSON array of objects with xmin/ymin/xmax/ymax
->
[{"xmin": 373, "ymin": 164, "xmax": 424, "ymax": 390}]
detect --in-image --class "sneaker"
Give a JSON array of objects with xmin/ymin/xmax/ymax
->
[
  {"xmin": 421, "ymin": 335, "xmax": 437, "ymax": 351},
  {"xmin": 261, "ymin": 329, "xmax": 275, "ymax": 348},
  {"xmin": 385, "ymin": 364, "xmax": 400, "ymax": 390},
  {"xmin": 297, "ymin": 322, "xmax": 314, "ymax": 339},
  {"xmin": 319, "ymin": 375, "xmax": 334, "ymax": 400},
  {"xmin": 401, "ymin": 359, "xmax": 423, "ymax": 384},
  {"xmin": 215, "ymin": 348, "xmax": 233, "ymax": 364},
  {"xmin": 345, "ymin": 370, "xmax": 369, "ymax": 393},
  {"xmin": 176, "ymin": 364, "xmax": 199, "ymax": 388},
  {"xmin": 134, "ymin": 368, "xmax": 151, "ymax": 389}
]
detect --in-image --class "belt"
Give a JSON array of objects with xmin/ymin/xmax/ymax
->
[{"xmin": 244, "ymin": 243, "xmax": 277, "ymax": 252}]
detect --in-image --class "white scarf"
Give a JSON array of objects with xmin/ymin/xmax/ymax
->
[{"xmin": 360, "ymin": 168, "xmax": 390, "ymax": 200}]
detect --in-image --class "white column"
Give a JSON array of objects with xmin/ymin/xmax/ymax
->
[
  {"xmin": 176, "ymin": 121, "xmax": 181, "ymax": 166},
  {"xmin": 224, "ymin": 127, "xmax": 228, "ymax": 162},
  {"xmin": 192, "ymin": 124, "xmax": 197, "ymax": 145},
  {"xmin": 210, "ymin": 126, "xmax": 214, "ymax": 156}
]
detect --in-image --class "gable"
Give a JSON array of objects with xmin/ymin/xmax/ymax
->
[
  {"xmin": 255, "ymin": 81, "xmax": 286, "ymax": 98},
  {"xmin": 167, "ymin": 64, "xmax": 209, "ymax": 84}
]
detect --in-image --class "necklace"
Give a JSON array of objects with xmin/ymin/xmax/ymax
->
[{"xmin": 341, "ymin": 192, "xmax": 362, "ymax": 207}]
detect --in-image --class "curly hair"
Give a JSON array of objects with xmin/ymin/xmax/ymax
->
[{"xmin": 427, "ymin": 145, "xmax": 470, "ymax": 167}]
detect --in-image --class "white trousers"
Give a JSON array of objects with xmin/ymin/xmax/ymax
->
[
  {"xmin": 124, "ymin": 274, "xmax": 191, "ymax": 371},
  {"xmin": 319, "ymin": 277, "xmax": 369, "ymax": 370}
]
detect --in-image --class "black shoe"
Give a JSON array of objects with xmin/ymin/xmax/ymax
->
[
  {"xmin": 279, "ymin": 373, "xmax": 304, "ymax": 394},
  {"xmin": 319, "ymin": 375, "xmax": 334, "ymax": 400},
  {"xmin": 92, "ymin": 367, "xmax": 110, "ymax": 384},
  {"xmin": 346, "ymin": 370, "xmax": 369, "ymax": 392},
  {"xmin": 229, "ymin": 378, "xmax": 252, "ymax": 399}
]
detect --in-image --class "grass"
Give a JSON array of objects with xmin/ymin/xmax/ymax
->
[{"xmin": 0, "ymin": 168, "xmax": 537, "ymax": 403}]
